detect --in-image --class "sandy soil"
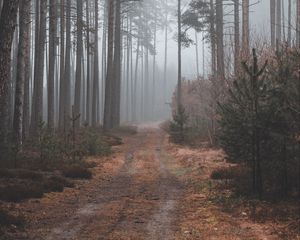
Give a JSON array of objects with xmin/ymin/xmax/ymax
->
[{"xmin": 3, "ymin": 126, "xmax": 299, "ymax": 240}]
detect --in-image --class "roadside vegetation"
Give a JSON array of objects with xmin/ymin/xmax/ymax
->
[{"xmin": 167, "ymin": 47, "xmax": 300, "ymax": 238}]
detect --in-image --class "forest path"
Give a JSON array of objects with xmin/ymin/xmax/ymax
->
[
  {"xmin": 22, "ymin": 125, "xmax": 182, "ymax": 240},
  {"xmin": 15, "ymin": 124, "xmax": 281, "ymax": 240}
]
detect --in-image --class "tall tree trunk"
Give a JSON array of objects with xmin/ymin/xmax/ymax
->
[
  {"xmin": 163, "ymin": 0, "xmax": 168, "ymax": 104},
  {"xmin": 31, "ymin": 0, "xmax": 46, "ymax": 135},
  {"xmin": 0, "ymin": 0, "xmax": 3, "ymax": 17},
  {"xmin": 22, "ymin": 3, "xmax": 32, "ymax": 141},
  {"xmin": 13, "ymin": 0, "xmax": 30, "ymax": 150},
  {"xmin": 195, "ymin": 30, "xmax": 199, "ymax": 78},
  {"xmin": 282, "ymin": 0, "xmax": 285, "ymax": 42},
  {"xmin": 177, "ymin": 0, "xmax": 182, "ymax": 109},
  {"xmin": 276, "ymin": 0, "xmax": 281, "ymax": 46},
  {"xmin": 74, "ymin": 0, "xmax": 83, "ymax": 127},
  {"xmin": 152, "ymin": 8, "xmax": 157, "ymax": 117},
  {"xmin": 0, "ymin": 0, "xmax": 19, "ymax": 146},
  {"xmin": 287, "ymin": 0, "xmax": 291, "ymax": 46},
  {"xmin": 64, "ymin": 0, "xmax": 71, "ymax": 128},
  {"xmin": 133, "ymin": 36, "xmax": 140, "ymax": 122},
  {"xmin": 59, "ymin": 0, "xmax": 65, "ymax": 129},
  {"xmin": 101, "ymin": 0, "xmax": 108, "ymax": 123},
  {"xmin": 209, "ymin": 0, "xmax": 216, "ymax": 77},
  {"xmin": 103, "ymin": 0, "xmax": 114, "ymax": 130},
  {"xmin": 86, "ymin": 0, "xmax": 91, "ymax": 125},
  {"xmin": 234, "ymin": 0, "xmax": 240, "ymax": 75},
  {"xmin": 270, "ymin": 0, "xmax": 276, "ymax": 48},
  {"xmin": 112, "ymin": 0, "xmax": 121, "ymax": 127},
  {"xmin": 9, "ymin": 27, "xmax": 19, "ymax": 129},
  {"xmin": 297, "ymin": 0, "xmax": 300, "ymax": 47},
  {"xmin": 242, "ymin": 0, "xmax": 249, "ymax": 59},
  {"xmin": 48, "ymin": 0, "xmax": 57, "ymax": 129},
  {"xmin": 216, "ymin": 0, "xmax": 225, "ymax": 81},
  {"xmin": 126, "ymin": 15, "xmax": 130, "ymax": 121},
  {"xmin": 92, "ymin": 0, "xmax": 99, "ymax": 127}
]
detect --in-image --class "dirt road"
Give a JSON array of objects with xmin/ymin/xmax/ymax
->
[
  {"xmin": 16, "ymin": 125, "xmax": 181, "ymax": 240},
  {"xmin": 10, "ymin": 125, "xmax": 297, "ymax": 240}
]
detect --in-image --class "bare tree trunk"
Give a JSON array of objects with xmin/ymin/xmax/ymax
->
[
  {"xmin": 86, "ymin": 0, "xmax": 91, "ymax": 125},
  {"xmin": 177, "ymin": 0, "xmax": 182, "ymax": 109},
  {"xmin": 31, "ymin": 0, "xmax": 46, "ymax": 135},
  {"xmin": 10, "ymin": 32, "xmax": 19, "ymax": 129},
  {"xmin": 92, "ymin": 0, "xmax": 99, "ymax": 127},
  {"xmin": 209, "ymin": 0, "xmax": 216, "ymax": 77},
  {"xmin": 101, "ymin": 0, "xmax": 108, "ymax": 123},
  {"xmin": 242, "ymin": 0, "xmax": 249, "ymax": 59},
  {"xmin": 195, "ymin": 30, "xmax": 199, "ymax": 78},
  {"xmin": 133, "ymin": 36, "xmax": 140, "ymax": 122},
  {"xmin": 126, "ymin": 15, "xmax": 130, "ymax": 121},
  {"xmin": 270, "ymin": 0, "xmax": 276, "ymax": 48},
  {"xmin": 48, "ymin": 0, "xmax": 57, "ymax": 129},
  {"xmin": 282, "ymin": 0, "xmax": 285, "ymax": 42},
  {"xmin": 59, "ymin": 0, "xmax": 65, "ymax": 129},
  {"xmin": 103, "ymin": 0, "xmax": 114, "ymax": 130},
  {"xmin": 234, "ymin": 0, "xmax": 240, "ymax": 75},
  {"xmin": 13, "ymin": 0, "xmax": 30, "ymax": 150},
  {"xmin": 297, "ymin": 0, "xmax": 300, "ymax": 46},
  {"xmin": 152, "ymin": 7, "xmax": 157, "ymax": 117},
  {"xmin": 64, "ymin": 0, "xmax": 71, "ymax": 128},
  {"xmin": 163, "ymin": 0, "xmax": 168, "ymax": 105},
  {"xmin": 216, "ymin": 0, "xmax": 225, "ymax": 81},
  {"xmin": 112, "ymin": 0, "xmax": 121, "ymax": 128},
  {"xmin": 287, "ymin": 0, "xmax": 291, "ymax": 46},
  {"xmin": 0, "ymin": 0, "xmax": 3, "ymax": 17},
  {"xmin": 276, "ymin": 0, "xmax": 281, "ymax": 46},
  {"xmin": 22, "ymin": 4, "xmax": 31, "ymax": 141},
  {"xmin": 0, "ymin": 0, "xmax": 19, "ymax": 146},
  {"xmin": 74, "ymin": 0, "xmax": 83, "ymax": 127}
]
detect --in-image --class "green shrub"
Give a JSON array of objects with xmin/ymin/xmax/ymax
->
[
  {"xmin": 169, "ymin": 105, "xmax": 188, "ymax": 144},
  {"xmin": 80, "ymin": 128, "xmax": 112, "ymax": 156}
]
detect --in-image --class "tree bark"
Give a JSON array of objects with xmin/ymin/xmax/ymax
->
[
  {"xmin": 64, "ymin": 0, "xmax": 71, "ymax": 128},
  {"xmin": 103, "ymin": 0, "xmax": 114, "ymax": 130},
  {"xmin": 13, "ymin": 0, "xmax": 30, "ymax": 150},
  {"xmin": 195, "ymin": 30, "xmax": 200, "ymax": 78},
  {"xmin": 276, "ymin": 0, "xmax": 281, "ymax": 46},
  {"xmin": 22, "ymin": 4, "xmax": 32, "ymax": 141},
  {"xmin": 48, "ymin": 0, "xmax": 57, "ymax": 129},
  {"xmin": 270, "ymin": 0, "xmax": 276, "ymax": 48},
  {"xmin": 59, "ymin": 0, "xmax": 65, "ymax": 129},
  {"xmin": 234, "ymin": 0, "xmax": 240, "ymax": 76},
  {"xmin": 31, "ymin": 0, "xmax": 46, "ymax": 135},
  {"xmin": 209, "ymin": 0, "xmax": 216, "ymax": 77},
  {"xmin": 111, "ymin": 0, "xmax": 121, "ymax": 128},
  {"xmin": 297, "ymin": 0, "xmax": 300, "ymax": 47},
  {"xmin": 242, "ymin": 0, "xmax": 249, "ymax": 59},
  {"xmin": 287, "ymin": 0, "xmax": 291, "ymax": 46},
  {"xmin": 92, "ymin": 0, "xmax": 99, "ymax": 127},
  {"xmin": 0, "ymin": 0, "xmax": 19, "ymax": 146},
  {"xmin": 86, "ymin": 0, "xmax": 91, "ymax": 125},
  {"xmin": 74, "ymin": 0, "xmax": 83, "ymax": 128},
  {"xmin": 163, "ymin": 0, "xmax": 168, "ymax": 104},
  {"xmin": 216, "ymin": 0, "xmax": 225, "ymax": 82},
  {"xmin": 177, "ymin": 0, "xmax": 182, "ymax": 109}
]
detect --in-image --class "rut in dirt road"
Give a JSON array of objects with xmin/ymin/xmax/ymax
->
[{"xmin": 45, "ymin": 127, "xmax": 182, "ymax": 240}]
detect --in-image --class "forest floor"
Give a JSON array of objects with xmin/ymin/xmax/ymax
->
[{"xmin": 1, "ymin": 123, "xmax": 299, "ymax": 240}]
